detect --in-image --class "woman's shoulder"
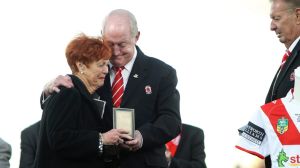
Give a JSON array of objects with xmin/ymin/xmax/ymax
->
[
  {"xmin": 58, "ymin": 85, "xmax": 80, "ymax": 96},
  {"xmin": 47, "ymin": 86, "xmax": 81, "ymax": 106}
]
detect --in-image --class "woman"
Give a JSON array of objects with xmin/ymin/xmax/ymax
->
[{"xmin": 35, "ymin": 34, "xmax": 130, "ymax": 168}]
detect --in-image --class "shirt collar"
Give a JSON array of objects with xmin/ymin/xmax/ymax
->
[
  {"xmin": 109, "ymin": 46, "xmax": 137, "ymax": 72},
  {"xmin": 288, "ymin": 36, "xmax": 300, "ymax": 52}
]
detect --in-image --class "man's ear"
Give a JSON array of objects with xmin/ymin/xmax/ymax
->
[
  {"xmin": 135, "ymin": 31, "xmax": 140, "ymax": 43},
  {"xmin": 296, "ymin": 8, "xmax": 300, "ymax": 24}
]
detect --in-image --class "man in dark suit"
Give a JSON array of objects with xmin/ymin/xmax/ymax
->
[
  {"xmin": 42, "ymin": 9, "xmax": 181, "ymax": 168},
  {"xmin": 19, "ymin": 121, "xmax": 40, "ymax": 168},
  {"xmin": 165, "ymin": 124, "xmax": 206, "ymax": 168},
  {"xmin": 264, "ymin": 0, "xmax": 300, "ymax": 167}
]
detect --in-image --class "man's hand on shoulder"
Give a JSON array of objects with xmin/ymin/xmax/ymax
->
[{"xmin": 43, "ymin": 75, "xmax": 73, "ymax": 96}]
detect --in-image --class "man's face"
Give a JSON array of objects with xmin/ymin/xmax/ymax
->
[
  {"xmin": 103, "ymin": 18, "xmax": 138, "ymax": 68},
  {"xmin": 270, "ymin": 1, "xmax": 299, "ymax": 48}
]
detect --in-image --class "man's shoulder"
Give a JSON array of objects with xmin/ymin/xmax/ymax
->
[
  {"xmin": 0, "ymin": 137, "xmax": 11, "ymax": 154},
  {"xmin": 139, "ymin": 55, "xmax": 175, "ymax": 75},
  {"xmin": 136, "ymin": 46, "xmax": 174, "ymax": 70},
  {"xmin": 0, "ymin": 138, "xmax": 10, "ymax": 148},
  {"xmin": 21, "ymin": 121, "xmax": 40, "ymax": 136},
  {"xmin": 0, "ymin": 138, "xmax": 11, "ymax": 167},
  {"xmin": 182, "ymin": 124, "xmax": 204, "ymax": 134}
]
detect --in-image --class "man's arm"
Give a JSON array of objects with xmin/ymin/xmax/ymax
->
[
  {"xmin": 139, "ymin": 67, "xmax": 181, "ymax": 148},
  {"xmin": 122, "ymin": 66, "xmax": 181, "ymax": 151},
  {"xmin": 40, "ymin": 75, "xmax": 73, "ymax": 109}
]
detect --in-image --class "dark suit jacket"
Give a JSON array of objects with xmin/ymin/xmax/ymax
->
[
  {"xmin": 264, "ymin": 40, "xmax": 300, "ymax": 168},
  {"xmin": 35, "ymin": 75, "xmax": 107, "ymax": 168},
  {"xmin": 266, "ymin": 40, "xmax": 300, "ymax": 103},
  {"xmin": 20, "ymin": 121, "xmax": 40, "ymax": 168},
  {"xmin": 98, "ymin": 46, "xmax": 181, "ymax": 168},
  {"xmin": 169, "ymin": 124, "xmax": 206, "ymax": 168}
]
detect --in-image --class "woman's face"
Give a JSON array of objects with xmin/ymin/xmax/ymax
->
[{"xmin": 83, "ymin": 59, "xmax": 109, "ymax": 89}]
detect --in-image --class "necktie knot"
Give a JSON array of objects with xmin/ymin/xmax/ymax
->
[
  {"xmin": 280, "ymin": 50, "xmax": 291, "ymax": 69},
  {"xmin": 113, "ymin": 66, "xmax": 125, "ymax": 73}
]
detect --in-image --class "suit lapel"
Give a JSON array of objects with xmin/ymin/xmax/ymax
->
[
  {"xmin": 276, "ymin": 52, "xmax": 296, "ymax": 84},
  {"xmin": 274, "ymin": 41, "xmax": 300, "ymax": 91},
  {"xmin": 97, "ymin": 73, "xmax": 113, "ymax": 113},
  {"xmin": 70, "ymin": 75, "xmax": 102, "ymax": 121},
  {"xmin": 121, "ymin": 47, "xmax": 148, "ymax": 106}
]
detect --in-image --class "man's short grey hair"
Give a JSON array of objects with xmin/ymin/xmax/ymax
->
[
  {"xmin": 270, "ymin": 0, "xmax": 300, "ymax": 8},
  {"xmin": 102, "ymin": 9, "xmax": 139, "ymax": 38}
]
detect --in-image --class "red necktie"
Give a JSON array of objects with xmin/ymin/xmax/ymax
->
[
  {"xmin": 112, "ymin": 66, "xmax": 124, "ymax": 107},
  {"xmin": 280, "ymin": 50, "xmax": 291, "ymax": 69},
  {"xmin": 166, "ymin": 134, "xmax": 181, "ymax": 157}
]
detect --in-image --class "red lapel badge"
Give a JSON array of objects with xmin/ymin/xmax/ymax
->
[{"xmin": 145, "ymin": 85, "xmax": 152, "ymax": 94}]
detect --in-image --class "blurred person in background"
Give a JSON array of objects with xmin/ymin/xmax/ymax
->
[
  {"xmin": 0, "ymin": 137, "xmax": 11, "ymax": 168},
  {"xmin": 165, "ymin": 123, "xmax": 206, "ymax": 168},
  {"xmin": 19, "ymin": 121, "xmax": 40, "ymax": 168}
]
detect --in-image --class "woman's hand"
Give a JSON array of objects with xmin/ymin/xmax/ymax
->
[{"xmin": 101, "ymin": 129, "xmax": 131, "ymax": 145}]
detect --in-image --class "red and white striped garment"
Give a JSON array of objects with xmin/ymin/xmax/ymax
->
[{"xmin": 236, "ymin": 93, "xmax": 300, "ymax": 168}]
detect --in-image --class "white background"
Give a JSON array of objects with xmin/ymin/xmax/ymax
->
[{"xmin": 0, "ymin": 0, "xmax": 287, "ymax": 167}]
